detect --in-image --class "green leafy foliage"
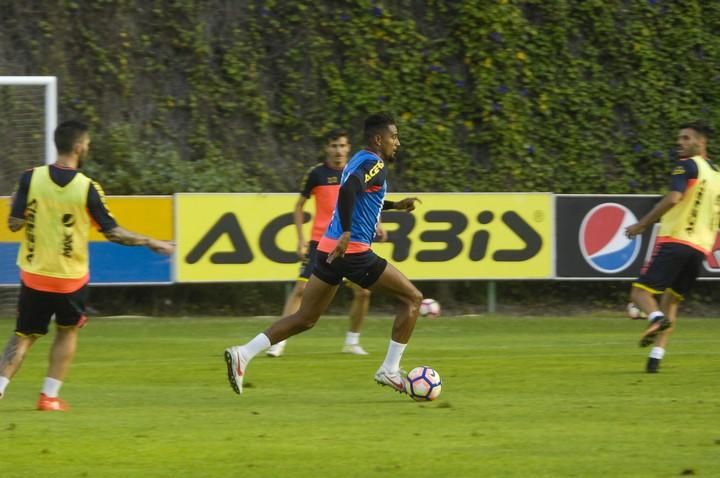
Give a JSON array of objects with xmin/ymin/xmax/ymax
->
[{"xmin": 3, "ymin": 0, "xmax": 720, "ymax": 195}]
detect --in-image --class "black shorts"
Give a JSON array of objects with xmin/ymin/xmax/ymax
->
[
  {"xmin": 298, "ymin": 241, "xmax": 319, "ymax": 280},
  {"xmin": 313, "ymin": 250, "xmax": 388, "ymax": 289},
  {"xmin": 634, "ymin": 242, "xmax": 705, "ymax": 298},
  {"xmin": 16, "ymin": 283, "xmax": 89, "ymax": 336}
]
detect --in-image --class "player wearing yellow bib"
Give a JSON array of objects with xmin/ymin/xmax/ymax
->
[
  {"xmin": 0, "ymin": 120, "xmax": 175, "ymax": 411},
  {"xmin": 625, "ymin": 122, "xmax": 720, "ymax": 373}
]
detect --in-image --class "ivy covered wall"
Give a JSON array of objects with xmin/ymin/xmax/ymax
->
[
  {"xmin": 3, "ymin": 0, "xmax": 720, "ymax": 314},
  {"xmin": 2, "ymin": 0, "xmax": 719, "ymax": 196}
]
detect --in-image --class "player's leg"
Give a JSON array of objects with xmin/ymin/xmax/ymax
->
[
  {"xmin": 266, "ymin": 280, "xmax": 307, "ymax": 357},
  {"xmin": 342, "ymin": 283, "xmax": 371, "ymax": 355},
  {"xmin": 0, "ymin": 284, "xmax": 52, "ymax": 400},
  {"xmin": 282, "ymin": 281, "xmax": 307, "ymax": 317},
  {"xmin": 632, "ymin": 244, "xmax": 678, "ymax": 347},
  {"xmin": 224, "ymin": 274, "xmax": 341, "ymax": 394},
  {"xmin": 365, "ymin": 261, "xmax": 423, "ymax": 393},
  {"xmin": 38, "ymin": 325, "xmax": 79, "ymax": 410},
  {"xmin": 646, "ymin": 247, "xmax": 703, "ymax": 373},
  {"xmin": 37, "ymin": 285, "xmax": 89, "ymax": 411},
  {"xmin": 629, "ymin": 286, "xmax": 660, "ymax": 318},
  {"xmin": 268, "ymin": 243, "xmax": 318, "ymax": 357},
  {"xmin": 46, "ymin": 325, "xmax": 79, "ymax": 385},
  {"xmin": 0, "ymin": 334, "xmax": 38, "ymax": 399},
  {"xmin": 369, "ymin": 262, "xmax": 423, "ymax": 343},
  {"xmin": 656, "ymin": 290, "xmax": 680, "ymax": 348},
  {"xmin": 265, "ymin": 276, "xmax": 340, "ymax": 341},
  {"xmin": 646, "ymin": 290, "xmax": 680, "ymax": 373},
  {"xmin": 631, "ymin": 286, "xmax": 671, "ymax": 347}
]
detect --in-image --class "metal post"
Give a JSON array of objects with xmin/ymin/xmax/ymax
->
[
  {"xmin": 487, "ymin": 281, "xmax": 496, "ymax": 313},
  {"xmin": 285, "ymin": 281, "xmax": 293, "ymax": 301}
]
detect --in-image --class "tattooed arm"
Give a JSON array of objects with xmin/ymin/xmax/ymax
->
[
  {"xmin": 86, "ymin": 181, "xmax": 174, "ymax": 256},
  {"xmin": 8, "ymin": 188, "xmax": 27, "ymax": 232},
  {"xmin": 104, "ymin": 226, "xmax": 175, "ymax": 255}
]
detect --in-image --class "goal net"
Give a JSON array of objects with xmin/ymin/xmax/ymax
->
[{"xmin": 0, "ymin": 76, "xmax": 57, "ymax": 314}]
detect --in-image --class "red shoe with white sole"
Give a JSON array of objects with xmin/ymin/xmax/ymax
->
[{"xmin": 37, "ymin": 393, "xmax": 69, "ymax": 411}]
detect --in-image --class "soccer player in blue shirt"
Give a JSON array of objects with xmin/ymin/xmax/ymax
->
[
  {"xmin": 265, "ymin": 128, "xmax": 386, "ymax": 357},
  {"xmin": 224, "ymin": 113, "xmax": 423, "ymax": 396}
]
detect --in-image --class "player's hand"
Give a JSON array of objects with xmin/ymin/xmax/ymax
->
[
  {"xmin": 296, "ymin": 239, "xmax": 307, "ymax": 259},
  {"xmin": 625, "ymin": 223, "xmax": 645, "ymax": 239},
  {"xmin": 394, "ymin": 197, "xmax": 422, "ymax": 212},
  {"xmin": 148, "ymin": 239, "xmax": 175, "ymax": 256},
  {"xmin": 375, "ymin": 225, "xmax": 388, "ymax": 242},
  {"xmin": 327, "ymin": 232, "xmax": 350, "ymax": 263}
]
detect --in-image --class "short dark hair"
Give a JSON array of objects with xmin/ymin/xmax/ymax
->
[
  {"xmin": 680, "ymin": 121, "xmax": 712, "ymax": 139},
  {"xmin": 54, "ymin": 120, "xmax": 89, "ymax": 154},
  {"xmin": 363, "ymin": 112, "xmax": 396, "ymax": 143},
  {"xmin": 324, "ymin": 128, "xmax": 349, "ymax": 143}
]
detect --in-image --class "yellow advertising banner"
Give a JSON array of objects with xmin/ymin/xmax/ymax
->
[
  {"xmin": 0, "ymin": 196, "xmax": 173, "ymax": 241},
  {"xmin": 175, "ymin": 193, "xmax": 553, "ymax": 282}
]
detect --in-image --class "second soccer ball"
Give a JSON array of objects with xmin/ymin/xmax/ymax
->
[
  {"xmin": 626, "ymin": 302, "xmax": 646, "ymax": 319},
  {"xmin": 419, "ymin": 298, "xmax": 441, "ymax": 318}
]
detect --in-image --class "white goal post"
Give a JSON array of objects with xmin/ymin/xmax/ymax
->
[
  {"xmin": 0, "ymin": 76, "xmax": 57, "ymax": 165},
  {"xmin": 0, "ymin": 77, "xmax": 57, "ymax": 299}
]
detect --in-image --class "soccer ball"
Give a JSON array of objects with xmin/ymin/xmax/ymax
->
[
  {"xmin": 626, "ymin": 302, "xmax": 646, "ymax": 319},
  {"xmin": 419, "ymin": 298, "xmax": 441, "ymax": 318},
  {"xmin": 407, "ymin": 366, "xmax": 442, "ymax": 401}
]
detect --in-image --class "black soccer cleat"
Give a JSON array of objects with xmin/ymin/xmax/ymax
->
[
  {"xmin": 646, "ymin": 357, "xmax": 661, "ymax": 373},
  {"xmin": 639, "ymin": 316, "xmax": 672, "ymax": 347}
]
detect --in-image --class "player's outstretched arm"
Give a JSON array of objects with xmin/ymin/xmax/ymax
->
[
  {"xmin": 7, "ymin": 192, "xmax": 26, "ymax": 232},
  {"xmin": 625, "ymin": 191, "xmax": 682, "ymax": 239},
  {"xmin": 104, "ymin": 226, "xmax": 175, "ymax": 255},
  {"xmin": 384, "ymin": 197, "xmax": 421, "ymax": 212}
]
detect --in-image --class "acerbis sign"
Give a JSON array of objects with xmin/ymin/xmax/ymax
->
[{"xmin": 175, "ymin": 193, "xmax": 553, "ymax": 282}]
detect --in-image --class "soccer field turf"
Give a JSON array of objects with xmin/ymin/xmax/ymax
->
[{"xmin": 1, "ymin": 314, "xmax": 718, "ymax": 477}]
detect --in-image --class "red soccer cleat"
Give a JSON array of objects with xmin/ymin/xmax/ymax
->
[{"xmin": 36, "ymin": 393, "xmax": 70, "ymax": 412}]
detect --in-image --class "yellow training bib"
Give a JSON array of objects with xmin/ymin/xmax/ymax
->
[
  {"xmin": 17, "ymin": 166, "xmax": 92, "ymax": 278},
  {"xmin": 659, "ymin": 156, "xmax": 720, "ymax": 253}
]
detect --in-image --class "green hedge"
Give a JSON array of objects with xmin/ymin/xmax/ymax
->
[{"xmin": 3, "ymin": 0, "xmax": 719, "ymax": 194}]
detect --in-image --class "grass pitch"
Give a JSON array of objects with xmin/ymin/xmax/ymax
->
[{"xmin": 1, "ymin": 314, "xmax": 719, "ymax": 477}]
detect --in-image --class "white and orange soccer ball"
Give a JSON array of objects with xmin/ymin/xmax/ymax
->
[
  {"xmin": 407, "ymin": 366, "xmax": 442, "ymax": 401},
  {"xmin": 419, "ymin": 298, "xmax": 441, "ymax": 318}
]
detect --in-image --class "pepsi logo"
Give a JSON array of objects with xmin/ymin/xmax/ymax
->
[{"xmin": 579, "ymin": 203, "xmax": 641, "ymax": 273}]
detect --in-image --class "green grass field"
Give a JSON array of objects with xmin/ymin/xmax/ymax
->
[{"xmin": 1, "ymin": 314, "xmax": 719, "ymax": 477}]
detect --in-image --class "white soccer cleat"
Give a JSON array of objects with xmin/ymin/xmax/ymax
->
[
  {"xmin": 224, "ymin": 346, "xmax": 247, "ymax": 394},
  {"xmin": 266, "ymin": 340, "xmax": 286, "ymax": 357},
  {"xmin": 374, "ymin": 367, "xmax": 408, "ymax": 394},
  {"xmin": 342, "ymin": 344, "xmax": 369, "ymax": 355}
]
